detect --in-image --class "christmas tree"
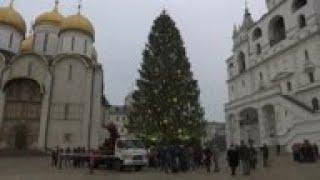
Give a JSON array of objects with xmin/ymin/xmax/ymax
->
[{"xmin": 128, "ymin": 10, "xmax": 205, "ymax": 144}]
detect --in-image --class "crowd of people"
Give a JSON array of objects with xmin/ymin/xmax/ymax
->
[
  {"xmin": 226, "ymin": 140, "xmax": 269, "ymax": 176},
  {"xmin": 148, "ymin": 140, "xmax": 275, "ymax": 176},
  {"xmin": 147, "ymin": 144, "xmax": 220, "ymax": 174},
  {"xmin": 51, "ymin": 147, "xmax": 89, "ymax": 169},
  {"xmin": 49, "ymin": 140, "xmax": 320, "ymax": 176},
  {"xmin": 292, "ymin": 140, "xmax": 319, "ymax": 163}
]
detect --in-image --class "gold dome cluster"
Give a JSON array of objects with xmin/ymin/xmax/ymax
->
[
  {"xmin": 35, "ymin": 6, "xmax": 63, "ymax": 27},
  {"xmin": 61, "ymin": 13, "xmax": 95, "ymax": 38},
  {"xmin": 0, "ymin": 1, "xmax": 95, "ymax": 39},
  {"xmin": 20, "ymin": 35, "xmax": 33, "ymax": 53},
  {"xmin": 0, "ymin": 5, "xmax": 26, "ymax": 34}
]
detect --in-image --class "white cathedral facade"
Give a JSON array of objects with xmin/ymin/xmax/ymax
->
[
  {"xmin": 0, "ymin": 2, "xmax": 106, "ymax": 150},
  {"xmin": 225, "ymin": 0, "xmax": 320, "ymax": 151}
]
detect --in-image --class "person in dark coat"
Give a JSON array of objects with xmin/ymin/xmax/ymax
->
[
  {"xmin": 170, "ymin": 145, "xmax": 179, "ymax": 173},
  {"xmin": 313, "ymin": 143, "xmax": 319, "ymax": 161},
  {"xmin": 158, "ymin": 146, "xmax": 166, "ymax": 171},
  {"xmin": 276, "ymin": 144, "xmax": 281, "ymax": 156},
  {"xmin": 261, "ymin": 144, "xmax": 269, "ymax": 167},
  {"xmin": 203, "ymin": 147, "xmax": 213, "ymax": 173},
  {"xmin": 180, "ymin": 146, "xmax": 189, "ymax": 172},
  {"xmin": 227, "ymin": 144, "xmax": 239, "ymax": 176},
  {"xmin": 193, "ymin": 145, "xmax": 202, "ymax": 169},
  {"xmin": 51, "ymin": 147, "xmax": 58, "ymax": 167},
  {"xmin": 239, "ymin": 141, "xmax": 250, "ymax": 175},
  {"xmin": 292, "ymin": 143, "xmax": 301, "ymax": 162},
  {"xmin": 249, "ymin": 144, "xmax": 257, "ymax": 170},
  {"xmin": 164, "ymin": 146, "xmax": 172, "ymax": 174},
  {"xmin": 301, "ymin": 140, "xmax": 313, "ymax": 162}
]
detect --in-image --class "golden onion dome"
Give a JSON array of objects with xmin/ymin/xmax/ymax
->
[
  {"xmin": 61, "ymin": 13, "xmax": 95, "ymax": 39},
  {"xmin": 34, "ymin": 7, "xmax": 63, "ymax": 27},
  {"xmin": 0, "ymin": 5, "xmax": 26, "ymax": 34},
  {"xmin": 20, "ymin": 35, "xmax": 33, "ymax": 53}
]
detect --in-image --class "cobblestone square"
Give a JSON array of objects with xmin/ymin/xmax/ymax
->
[{"xmin": 1, "ymin": 155, "xmax": 320, "ymax": 180}]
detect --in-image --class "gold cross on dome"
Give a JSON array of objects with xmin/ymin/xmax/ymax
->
[
  {"xmin": 54, "ymin": 0, "xmax": 59, "ymax": 10},
  {"xmin": 78, "ymin": 0, "xmax": 82, "ymax": 14},
  {"xmin": 245, "ymin": 0, "xmax": 249, "ymax": 10},
  {"xmin": 9, "ymin": 0, "xmax": 15, "ymax": 7}
]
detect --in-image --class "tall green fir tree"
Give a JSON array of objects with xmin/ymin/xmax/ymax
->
[{"xmin": 128, "ymin": 11, "xmax": 205, "ymax": 144}]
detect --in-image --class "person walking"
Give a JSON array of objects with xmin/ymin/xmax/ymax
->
[
  {"xmin": 312, "ymin": 143, "xmax": 319, "ymax": 162},
  {"xmin": 187, "ymin": 146, "xmax": 195, "ymax": 170},
  {"xmin": 57, "ymin": 147, "xmax": 63, "ymax": 169},
  {"xmin": 212, "ymin": 147, "xmax": 220, "ymax": 173},
  {"xmin": 170, "ymin": 145, "xmax": 179, "ymax": 173},
  {"xmin": 239, "ymin": 141, "xmax": 250, "ymax": 175},
  {"xmin": 194, "ymin": 145, "xmax": 202, "ymax": 169},
  {"xmin": 249, "ymin": 143, "xmax": 257, "ymax": 170},
  {"xmin": 51, "ymin": 147, "xmax": 58, "ymax": 167},
  {"xmin": 227, "ymin": 144, "xmax": 239, "ymax": 176},
  {"xmin": 292, "ymin": 143, "xmax": 300, "ymax": 162},
  {"xmin": 262, "ymin": 144, "xmax": 269, "ymax": 167},
  {"xmin": 203, "ymin": 147, "xmax": 213, "ymax": 173},
  {"xmin": 64, "ymin": 147, "xmax": 71, "ymax": 167},
  {"xmin": 276, "ymin": 144, "xmax": 281, "ymax": 156},
  {"xmin": 164, "ymin": 146, "xmax": 172, "ymax": 174},
  {"xmin": 158, "ymin": 146, "xmax": 166, "ymax": 171}
]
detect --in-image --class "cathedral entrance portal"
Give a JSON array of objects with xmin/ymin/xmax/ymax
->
[
  {"xmin": 14, "ymin": 124, "xmax": 27, "ymax": 149},
  {"xmin": 1, "ymin": 79, "xmax": 42, "ymax": 149},
  {"xmin": 262, "ymin": 105, "xmax": 277, "ymax": 145},
  {"xmin": 239, "ymin": 108, "xmax": 261, "ymax": 146}
]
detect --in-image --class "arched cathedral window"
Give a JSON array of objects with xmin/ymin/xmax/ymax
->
[
  {"xmin": 256, "ymin": 44, "xmax": 262, "ymax": 55},
  {"xmin": 71, "ymin": 37, "xmax": 75, "ymax": 51},
  {"xmin": 269, "ymin": 15, "xmax": 286, "ymax": 46},
  {"xmin": 238, "ymin": 52, "xmax": 246, "ymax": 74},
  {"xmin": 287, "ymin": 81, "xmax": 292, "ymax": 91},
  {"xmin": 259, "ymin": 72, "xmax": 264, "ymax": 81},
  {"xmin": 298, "ymin": 15, "xmax": 307, "ymax": 28},
  {"xmin": 292, "ymin": 0, "xmax": 307, "ymax": 12},
  {"xmin": 308, "ymin": 72, "xmax": 315, "ymax": 83},
  {"xmin": 84, "ymin": 40, "xmax": 88, "ymax": 54},
  {"xmin": 60, "ymin": 37, "xmax": 64, "ymax": 51},
  {"xmin": 27, "ymin": 63, "xmax": 33, "ymax": 77},
  {"xmin": 304, "ymin": 50, "xmax": 310, "ymax": 61},
  {"xmin": 252, "ymin": 28, "xmax": 262, "ymax": 41},
  {"xmin": 8, "ymin": 32, "xmax": 14, "ymax": 49},
  {"xmin": 68, "ymin": 64, "xmax": 73, "ymax": 81},
  {"xmin": 43, "ymin": 33, "xmax": 49, "ymax": 52},
  {"xmin": 33, "ymin": 34, "xmax": 37, "ymax": 50}
]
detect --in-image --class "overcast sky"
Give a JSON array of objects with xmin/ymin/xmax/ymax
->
[{"xmin": 5, "ymin": 0, "xmax": 267, "ymax": 122}]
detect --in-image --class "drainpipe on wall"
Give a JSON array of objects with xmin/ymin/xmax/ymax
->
[{"xmin": 44, "ymin": 67, "xmax": 54, "ymax": 151}]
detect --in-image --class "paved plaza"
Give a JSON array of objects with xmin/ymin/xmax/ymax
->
[{"xmin": 0, "ymin": 155, "xmax": 320, "ymax": 180}]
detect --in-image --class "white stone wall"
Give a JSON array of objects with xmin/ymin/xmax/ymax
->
[
  {"xmin": 229, "ymin": 0, "xmax": 319, "ymax": 101},
  {"xmin": 0, "ymin": 53, "xmax": 7, "ymax": 127},
  {"xmin": 89, "ymin": 65, "xmax": 104, "ymax": 148},
  {"xmin": 0, "ymin": 54, "xmax": 51, "ymax": 149},
  {"xmin": 33, "ymin": 25, "xmax": 60, "ymax": 56},
  {"xmin": 225, "ymin": 0, "xmax": 320, "ymax": 150},
  {"xmin": 265, "ymin": 0, "xmax": 285, "ymax": 10},
  {"xmin": 58, "ymin": 31, "xmax": 93, "ymax": 57},
  {"xmin": 0, "ymin": 25, "xmax": 24, "ymax": 53},
  {"xmin": 47, "ymin": 56, "xmax": 91, "ymax": 148},
  {"xmin": 0, "ymin": 53, "xmax": 105, "ymax": 150}
]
